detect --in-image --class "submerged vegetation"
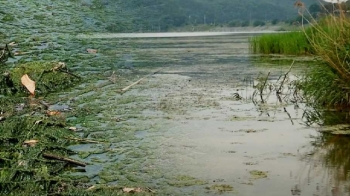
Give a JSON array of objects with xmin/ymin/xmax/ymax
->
[
  {"xmin": 3, "ymin": 0, "xmax": 350, "ymax": 195},
  {"xmin": 0, "ymin": 56, "xmax": 88, "ymax": 194}
]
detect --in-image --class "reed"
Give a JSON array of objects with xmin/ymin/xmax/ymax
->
[
  {"xmin": 300, "ymin": 4, "xmax": 350, "ymax": 109},
  {"xmin": 249, "ymin": 31, "xmax": 312, "ymax": 55},
  {"xmin": 251, "ymin": 2, "xmax": 350, "ymax": 109}
]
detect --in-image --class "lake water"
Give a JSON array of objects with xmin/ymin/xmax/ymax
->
[{"xmin": 60, "ymin": 32, "xmax": 350, "ymax": 196}]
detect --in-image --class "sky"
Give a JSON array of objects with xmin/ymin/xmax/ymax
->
[{"xmin": 322, "ymin": 0, "xmax": 348, "ymax": 2}]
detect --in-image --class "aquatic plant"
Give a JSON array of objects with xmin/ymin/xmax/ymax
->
[
  {"xmin": 251, "ymin": 2, "xmax": 350, "ymax": 109},
  {"xmin": 249, "ymin": 31, "xmax": 312, "ymax": 55}
]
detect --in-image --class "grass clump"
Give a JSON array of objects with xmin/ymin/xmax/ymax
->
[
  {"xmin": 250, "ymin": 31, "xmax": 312, "ymax": 55},
  {"xmin": 300, "ymin": 6, "xmax": 350, "ymax": 109}
]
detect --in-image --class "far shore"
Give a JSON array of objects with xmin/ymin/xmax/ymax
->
[{"xmin": 77, "ymin": 30, "xmax": 283, "ymax": 39}]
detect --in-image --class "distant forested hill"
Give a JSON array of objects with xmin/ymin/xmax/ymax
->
[
  {"xmin": 0, "ymin": 0, "xmax": 318, "ymax": 35},
  {"xmin": 111, "ymin": 0, "xmax": 318, "ymax": 31}
]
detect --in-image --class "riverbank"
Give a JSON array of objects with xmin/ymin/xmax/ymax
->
[{"xmin": 249, "ymin": 12, "xmax": 350, "ymax": 110}]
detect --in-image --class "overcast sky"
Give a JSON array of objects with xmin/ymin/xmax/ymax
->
[{"xmin": 322, "ymin": 0, "xmax": 348, "ymax": 2}]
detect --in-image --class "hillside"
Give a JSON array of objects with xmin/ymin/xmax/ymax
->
[
  {"xmin": 0, "ymin": 0, "xmax": 317, "ymax": 37},
  {"xmin": 117, "ymin": 0, "xmax": 318, "ymax": 31}
]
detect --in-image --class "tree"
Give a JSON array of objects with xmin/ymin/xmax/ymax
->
[
  {"xmin": 241, "ymin": 21, "xmax": 249, "ymax": 27},
  {"xmin": 271, "ymin": 19, "xmax": 279, "ymax": 25},
  {"xmin": 253, "ymin": 20, "xmax": 265, "ymax": 27},
  {"xmin": 228, "ymin": 20, "xmax": 241, "ymax": 27},
  {"xmin": 309, "ymin": 3, "xmax": 321, "ymax": 14}
]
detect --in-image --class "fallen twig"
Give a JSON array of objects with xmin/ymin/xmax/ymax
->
[
  {"xmin": 42, "ymin": 153, "xmax": 87, "ymax": 167},
  {"xmin": 284, "ymin": 107, "xmax": 294, "ymax": 125},
  {"xmin": 87, "ymin": 186, "xmax": 96, "ymax": 191},
  {"xmin": 145, "ymin": 187, "xmax": 156, "ymax": 193},
  {"xmin": 57, "ymin": 68, "xmax": 81, "ymax": 79},
  {"xmin": 119, "ymin": 68, "xmax": 162, "ymax": 94}
]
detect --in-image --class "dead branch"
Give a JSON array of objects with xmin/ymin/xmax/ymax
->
[
  {"xmin": 260, "ymin": 72, "xmax": 270, "ymax": 103},
  {"xmin": 284, "ymin": 107, "xmax": 294, "ymax": 125},
  {"xmin": 277, "ymin": 60, "xmax": 295, "ymax": 94},
  {"xmin": 57, "ymin": 68, "xmax": 81, "ymax": 79},
  {"xmin": 119, "ymin": 68, "xmax": 162, "ymax": 94},
  {"xmin": 42, "ymin": 153, "xmax": 87, "ymax": 167}
]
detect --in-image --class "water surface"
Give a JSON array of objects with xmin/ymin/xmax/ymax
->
[{"xmin": 55, "ymin": 33, "xmax": 350, "ymax": 195}]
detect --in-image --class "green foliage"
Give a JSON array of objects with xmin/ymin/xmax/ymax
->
[
  {"xmin": 253, "ymin": 20, "xmax": 266, "ymax": 27},
  {"xmin": 0, "ymin": 115, "xmax": 75, "ymax": 195},
  {"xmin": 241, "ymin": 21, "xmax": 250, "ymax": 27},
  {"xmin": 228, "ymin": 20, "xmax": 241, "ymax": 27},
  {"xmin": 2, "ymin": 14, "xmax": 15, "ymax": 22},
  {"xmin": 289, "ymin": 15, "xmax": 310, "ymax": 25},
  {"xmin": 301, "ymin": 64, "xmax": 350, "ymax": 108},
  {"xmin": 0, "ymin": 61, "xmax": 81, "ymax": 96},
  {"xmin": 33, "ymin": 14, "xmax": 46, "ymax": 21},
  {"xmin": 309, "ymin": 3, "xmax": 321, "ymax": 15},
  {"xmin": 249, "ymin": 32, "xmax": 312, "ymax": 55},
  {"xmin": 250, "ymin": 9, "xmax": 350, "ymax": 108},
  {"xmin": 301, "ymin": 14, "xmax": 350, "ymax": 108},
  {"xmin": 115, "ymin": 0, "xmax": 316, "ymax": 31},
  {"xmin": 271, "ymin": 19, "xmax": 279, "ymax": 25}
]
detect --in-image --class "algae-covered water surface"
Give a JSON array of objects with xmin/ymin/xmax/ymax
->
[{"xmin": 4, "ymin": 33, "xmax": 350, "ymax": 195}]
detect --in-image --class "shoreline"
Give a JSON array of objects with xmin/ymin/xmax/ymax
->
[{"xmin": 77, "ymin": 31, "xmax": 283, "ymax": 39}]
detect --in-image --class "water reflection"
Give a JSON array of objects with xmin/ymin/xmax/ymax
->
[
  {"xmin": 301, "ymin": 108, "xmax": 350, "ymax": 196},
  {"xmin": 304, "ymin": 109, "xmax": 350, "ymax": 127}
]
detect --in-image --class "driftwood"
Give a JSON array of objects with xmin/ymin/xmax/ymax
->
[
  {"xmin": 42, "ymin": 153, "xmax": 87, "ymax": 167},
  {"xmin": 119, "ymin": 68, "xmax": 162, "ymax": 94}
]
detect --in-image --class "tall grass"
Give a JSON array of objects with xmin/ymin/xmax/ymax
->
[
  {"xmin": 300, "ymin": 5, "xmax": 350, "ymax": 108},
  {"xmin": 250, "ymin": 31, "xmax": 312, "ymax": 55}
]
